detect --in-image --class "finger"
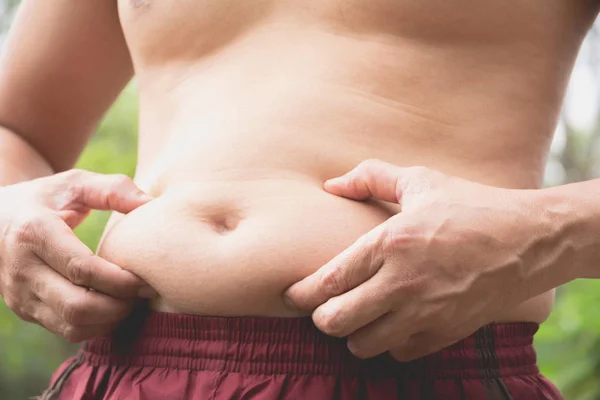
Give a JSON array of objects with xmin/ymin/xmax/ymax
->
[
  {"xmin": 57, "ymin": 169, "xmax": 153, "ymax": 214},
  {"xmin": 29, "ymin": 300, "xmax": 117, "ymax": 343},
  {"xmin": 1, "ymin": 288, "xmax": 37, "ymax": 323},
  {"xmin": 312, "ymin": 271, "xmax": 392, "ymax": 337},
  {"xmin": 346, "ymin": 311, "xmax": 415, "ymax": 359},
  {"xmin": 324, "ymin": 159, "xmax": 404, "ymax": 202},
  {"xmin": 283, "ymin": 224, "xmax": 386, "ymax": 311},
  {"xmin": 30, "ymin": 263, "xmax": 135, "ymax": 326},
  {"xmin": 31, "ymin": 215, "xmax": 155, "ymax": 299},
  {"xmin": 389, "ymin": 332, "xmax": 457, "ymax": 362}
]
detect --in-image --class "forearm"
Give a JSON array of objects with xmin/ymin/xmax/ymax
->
[
  {"xmin": 0, "ymin": 126, "xmax": 54, "ymax": 185},
  {"xmin": 533, "ymin": 180, "xmax": 600, "ymax": 282}
]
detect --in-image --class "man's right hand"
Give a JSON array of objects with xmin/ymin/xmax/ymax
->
[{"xmin": 0, "ymin": 169, "xmax": 157, "ymax": 342}]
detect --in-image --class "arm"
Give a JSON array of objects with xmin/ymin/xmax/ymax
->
[
  {"xmin": 0, "ymin": 0, "xmax": 134, "ymax": 181},
  {"xmin": 282, "ymin": 159, "xmax": 595, "ymax": 361},
  {"xmin": 0, "ymin": 126, "xmax": 53, "ymax": 183},
  {"xmin": 0, "ymin": 0, "xmax": 156, "ymax": 342},
  {"xmin": 534, "ymin": 179, "xmax": 600, "ymax": 280}
]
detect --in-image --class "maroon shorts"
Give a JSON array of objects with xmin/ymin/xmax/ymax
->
[{"xmin": 42, "ymin": 312, "xmax": 562, "ymax": 400}]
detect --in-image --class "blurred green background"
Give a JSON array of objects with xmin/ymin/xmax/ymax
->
[{"xmin": 1, "ymin": 2, "xmax": 600, "ymax": 400}]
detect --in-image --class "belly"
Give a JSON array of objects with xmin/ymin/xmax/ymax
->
[
  {"xmin": 97, "ymin": 172, "xmax": 554, "ymax": 322},
  {"xmin": 97, "ymin": 176, "xmax": 397, "ymax": 316},
  {"xmin": 107, "ymin": 0, "xmax": 569, "ymax": 322}
]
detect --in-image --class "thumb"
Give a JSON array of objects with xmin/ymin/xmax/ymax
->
[
  {"xmin": 58, "ymin": 170, "xmax": 153, "ymax": 215},
  {"xmin": 283, "ymin": 223, "xmax": 386, "ymax": 311},
  {"xmin": 324, "ymin": 159, "xmax": 404, "ymax": 203},
  {"xmin": 325, "ymin": 160, "xmax": 442, "ymax": 206}
]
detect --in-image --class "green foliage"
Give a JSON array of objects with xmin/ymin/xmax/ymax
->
[{"xmin": 537, "ymin": 280, "xmax": 600, "ymax": 400}]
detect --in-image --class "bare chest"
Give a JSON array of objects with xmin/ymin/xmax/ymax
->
[{"xmin": 118, "ymin": 0, "xmax": 595, "ymax": 65}]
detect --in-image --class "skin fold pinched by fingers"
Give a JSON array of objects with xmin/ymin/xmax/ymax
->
[
  {"xmin": 284, "ymin": 223, "xmax": 386, "ymax": 311},
  {"xmin": 31, "ymin": 215, "xmax": 150, "ymax": 299},
  {"xmin": 289, "ymin": 159, "xmax": 552, "ymax": 362},
  {"xmin": 30, "ymin": 301, "xmax": 118, "ymax": 343},
  {"xmin": 346, "ymin": 306, "xmax": 421, "ymax": 359},
  {"xmin": 312, "ymin": 271, "xmax": 393, "ymax": 338},
  {"xmin": 1, "ymin": 257, "xmax": 128, "ymax": 342},
  {"xmin": 0, "ymin": 170, "xmax": 155, "ymax": 342},
  {"xmin": 324, "ymin": 159, "xmax": 404, "ymax": 203},
  {"xmin": 65, "ymin": 170, "xmax": 153, "ymax": 213},
  {"xmin": 30, "ymin": 266, "xmax": 133, "ymax": 326}
]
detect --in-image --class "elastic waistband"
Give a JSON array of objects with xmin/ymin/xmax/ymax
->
[{"xmin": 83, "ymin": 312, "xmax": 540, "ymax": 379}]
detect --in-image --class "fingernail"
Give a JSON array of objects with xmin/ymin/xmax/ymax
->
[
  {"xmin": 347, "ymin": 340, "xmax": 358, "ymax": 354},
  {"xmin": 325, "ymin": 177, "xmax": 343, "ymax": 185},
  {"xmin": 128, "ymin": 192, "xmax": 153, "ymax": 205},
  {"xmin": 324, "ymin": 178, "xmax": 344, "ymax": 190},
  {"xmin": 138, "ymin": 285, "xmax": 158, "ymax": 299},
  {"xmin": 137, "ymin": 191, "xmax": 154, "ymax": 202}
]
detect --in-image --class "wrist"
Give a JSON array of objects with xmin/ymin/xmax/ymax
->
[{"xmin": 530, "ymin": 184, "xmax": 597, "ymax": 281}]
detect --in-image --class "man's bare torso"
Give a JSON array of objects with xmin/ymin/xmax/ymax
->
[{"xmin": 96, "ymin": 0, "xmax": 598, "ymax": 321}]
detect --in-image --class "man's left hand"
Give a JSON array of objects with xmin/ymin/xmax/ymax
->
[{"xmin": 284, "ymin": 159, "xmax": 557, "ymax": 362}]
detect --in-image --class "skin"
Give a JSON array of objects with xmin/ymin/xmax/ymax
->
[
  {"xmin": 0, "ymin": 0, "xmax": 598, "ymax": 360},
  {"xmin": 284, "ymin": 159, "xmax": 592, "ymax": 360},
  {"xmin": 0, "ymin": 170, "xmax": 157, "ymax": 342},
  {"xmin": 0, "ymin": 1, "xmax": 160, "ymax": 342}
]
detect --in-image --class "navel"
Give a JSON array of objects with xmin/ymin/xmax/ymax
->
[{"xmin": 210, "ymin": 214, "xmax": 241, "ymax": 235}]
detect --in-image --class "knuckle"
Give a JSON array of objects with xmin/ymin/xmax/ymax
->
[
  {"xmin": 5, "ymin": 297, "xmax": 35, "ymax": 323},
  {"xmin": 381, "ymin": 220, "xmax": 427, "ymax": 254},
  {"xmin": 358, "ymin": 158, "xmax": 383, "ymax": 171},
  {"xmin": 62, "ymin": 325, "xmax": 85, "ymax": 343},
  {"xmin": 2, "ymin": 259, "xmax": 28, "ymax": 284},
  {"xmin": 360, "ymin": 224, "xmax": 387, "ymax": 250},
  {"xmin": 381, "ymin": 223, "xmax": 413, "ymax": 254},
  {"xmin": 29, "ymin": 272, "xmax": 48, "ymax": 298},
  {"xmin": 62, "ymin": 169, "xmax": 85, "ymax": 181},
  {"xmin": 28, "ymin": 306, "xmax": 47, "ymax": 325},
  {"xmin": 348, "ymin": 343, "xmax": 370, "ymax": 359},
  {"xmin": 61, "ymin": 169, "xmax": 88, "ymax": 197},
  {"xmin": 353, "ymin": 159, "xmax": 383, "ymax": 184},
  {"xmin": 403, "ymin": 166, "xmax": 444, "ymax": 193},
  {"xmin": 104, "ymin": 175, "xmax": 135, "ymax": 207},
  {"xmin": 20, "ymin": 313, "xmax": 37, "ymax": 323},
  {"xmin": 16, "ymin": 304, "xmax": 36, "ymax": 323},
  {"xmin": 406, "ymin": 166, "xmax": 430, "ymax": 179},
  {"xmin": 12, "ymin": 216, "xmax": 44, "ymax": 245},
  {"xmin": 59, "ymin": 295, "xmax": 88, "ymax": 325},
  {"xmin": 9, "ymin": 265, "xmax": 29, "ymax": 284},
  {"xmin": 110, "ymin": 174, "xmax": 133, "ymax": 191},
  {"xmin": 390, "ymin": 349, "xmax": 413, "ymax": 362},
  {"xmin": 348, "ymin": 335, "xmax": 381, "ymax": 359},
  {"xmin": 2, "ymin": 294, "xmax": 20, "ymax": 312},
  {"xmin": 315, "ymin": 307, "xmax": 345, "ymax": 337},
  {"xmin": 65, "ymin": 257, "xmax": 92, "ymax": 287},
  {"xmin": 318, "ymin": 266, "xmax": 348, "ymax": 297}
]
